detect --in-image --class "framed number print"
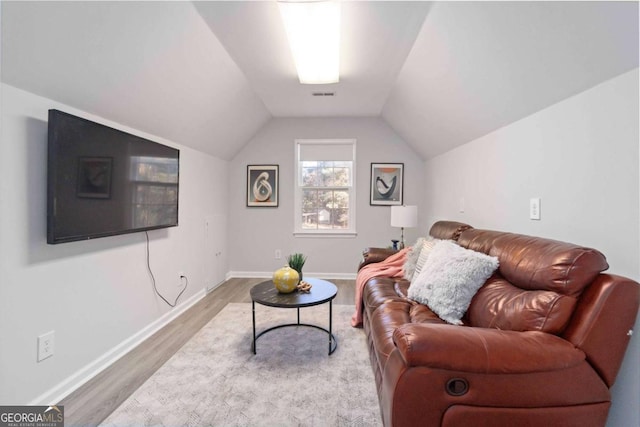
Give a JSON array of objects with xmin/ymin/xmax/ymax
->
[{"xmin": 247, "ymin": 165, "xmax": 278, "ymax": 207}]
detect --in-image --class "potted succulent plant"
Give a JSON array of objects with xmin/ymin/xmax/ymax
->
[{"xmin": 287, "ymin": 253, "xmax": 307, "ymax": 281}]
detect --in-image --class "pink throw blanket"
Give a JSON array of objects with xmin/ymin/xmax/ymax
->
[{"xmin": 351, "ymin": 248, "xmax": 409, "ymax": 327}]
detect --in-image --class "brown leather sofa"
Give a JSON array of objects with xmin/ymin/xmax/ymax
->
[{"xmin": 359, "ymin": 221, "xmax": 639, "ymax": 427}]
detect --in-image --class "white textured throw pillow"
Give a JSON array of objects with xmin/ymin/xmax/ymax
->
[
  {"xmin": 408, "ymin": 240, "xmax": 499, "ymax": 325},
  {"xmin": 403, "ymin": 237, "xmax": 428, "ymax": 280},
  {"xmin": 412, "ymin": 238, "xmax": 436, "ymax": 281}
]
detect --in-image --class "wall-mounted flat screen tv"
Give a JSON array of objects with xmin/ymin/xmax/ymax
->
[{"xmin": 47, "ymin": 109, "xmax": 179, "ymax": 244}]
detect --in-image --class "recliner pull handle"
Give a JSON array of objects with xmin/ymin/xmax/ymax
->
[{"xmin": 446, "ymin": 378, "xmax": 469, "ymax": 396}]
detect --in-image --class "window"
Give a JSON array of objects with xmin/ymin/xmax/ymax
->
[{"xmin": 294, "ymin": 139, "xmax": 356, "ymax": 236}]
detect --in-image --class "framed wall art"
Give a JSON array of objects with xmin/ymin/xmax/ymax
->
[
  {"xmin": 77, "ymin": 157, "xmax": 113, "ymax": 199},
  {"xmin": 247, "ymin": 165, "xmax": 279, "ymax": 207},
  {"xmin": 370, "ymin": 163, "xmax": 403, "ymax": 206}
]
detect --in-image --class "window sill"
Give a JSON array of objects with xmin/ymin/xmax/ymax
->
[{"xmin": 293, "ymin": 231, "xmax": 357, "ymax": 238}]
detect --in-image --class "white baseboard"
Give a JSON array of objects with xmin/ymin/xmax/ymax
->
[
  {"xmin": 228, "ymin": 271, "xmax": 357, "ymax": 280},
  {"xmin": 29, "ymin": 288, "xmax": 206, "ymax": 406}
]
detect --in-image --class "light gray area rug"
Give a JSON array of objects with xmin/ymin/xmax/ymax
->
[{"xmin": 101, "ymin": 303, "xmax": 382, "ymax": 427}]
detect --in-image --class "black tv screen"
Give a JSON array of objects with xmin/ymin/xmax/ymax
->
[{"xmin": 47, "ymin": 109, "xmax": 179, "ymax": 244}]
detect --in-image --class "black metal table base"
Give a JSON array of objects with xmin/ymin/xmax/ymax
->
[{"xmin": 252, "ymin": 302, "xmax": 337, "ymax": 355}]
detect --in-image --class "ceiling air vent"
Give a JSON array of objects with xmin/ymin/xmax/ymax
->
[{"xmin": 312, "ymin": 91, "xmax": 336, "ymax": 97}]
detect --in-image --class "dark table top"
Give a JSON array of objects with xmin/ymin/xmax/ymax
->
[{"xmin": 250, "ymin": 277, "xmax": 337, "ymax": 308}]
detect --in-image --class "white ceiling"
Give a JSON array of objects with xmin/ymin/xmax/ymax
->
[
  {"xmin": 383, "ymin": 1, "xmax": 639, "ymax": 159},
  {"xmin": 1, "ymin": 1, "xmax": 638, "ymax": 161},
  {"xmin": 194, "ymin": 1, "xmax": 431, "ymax": 117},
  {"xmin": 1, "ymin": 1, "xmax": 271, "ymax": 160}
]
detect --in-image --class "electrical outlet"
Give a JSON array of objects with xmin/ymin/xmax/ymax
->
[
  {"xmin": 38, "ymin": 331, "xmax": 55, "ymax": 362},
  {"xmin": 275, "ymin": 249, "xmax": 282, "ymax": 259}
]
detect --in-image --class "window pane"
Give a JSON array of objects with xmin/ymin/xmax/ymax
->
[
  {"xmin": 301, "ymin": 167, "xmax": 318, "ymax": 186},
  {"xmin": 302, "ymin": 189, "xmax": 318, "ymax": 229},
  {"xmin": 333, "ymin": 167, "xmax": 350, "ymax": 186},
  {"xmin": 314, "ymin": 190, "xmax": 329, "ymax": 229},
  {"xmin": 302, "ymin": 189, "xmax": 318, "ymax": 210},
  {"xmin": 331, "ymin": 191, "xmax": 349, "ymax": 229},
  {"xmin": 320, "ymin": 166, "xmax": 333, "ymax": 186}
]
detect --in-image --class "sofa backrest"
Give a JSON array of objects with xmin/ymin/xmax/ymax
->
[
  {"xmin": 429, "ymin": 221, "xmax": 639, "ymax": 387},
  {"xmin": 460, "ymin": 230, "xmax": 610, "ymax": 296},
  {"xmin": 457, "ymin": 228, "xmax": 609, "ymax": 334},
  {"xmin": 428, "ymin": 221, "xmax": 472, "ymax": 241}
]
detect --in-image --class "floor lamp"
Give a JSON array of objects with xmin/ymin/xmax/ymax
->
[{"xmin": 391, "ymin": 205, "xmax": 418, "ymax": 249}]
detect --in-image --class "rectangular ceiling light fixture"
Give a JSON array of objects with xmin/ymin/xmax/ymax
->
[{"xmin": 278, "ymin": 0, "xmax": 341, "ymax": 85}]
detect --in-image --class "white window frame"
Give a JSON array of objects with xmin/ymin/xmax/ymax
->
[{"xmin": 293, "ymin": 139, "xmax": 357, "ymax": 237}]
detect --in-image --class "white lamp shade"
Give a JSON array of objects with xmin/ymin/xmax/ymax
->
[{"xmin": 391, "ymin": 205, "xmax": 418, "ymax": 228}]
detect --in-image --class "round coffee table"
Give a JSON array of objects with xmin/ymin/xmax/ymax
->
[{"xmin": 250, "ymin": 277, "xmax": 338, "ymax": 355}]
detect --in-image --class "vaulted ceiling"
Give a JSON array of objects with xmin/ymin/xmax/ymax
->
[{"xmin": 2, "ymin": 1, "xmax": 638, "ymax": 160}]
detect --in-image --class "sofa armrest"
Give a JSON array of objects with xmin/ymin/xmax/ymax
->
[
  {"xmin": 562, "ymin": 274, "xmax": 640, "ymax": 387},
  {"xmin": 359, "ymin": 247, "xmax": 398, "ymax": 270},
  {"xmin": 392, "ymin": 323, "xmax": 584, "ymax": 374}
]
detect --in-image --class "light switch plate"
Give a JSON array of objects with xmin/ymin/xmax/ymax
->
[{"xmin": 530, "ymin": 198, "xmax": 541, "ymax": 220}]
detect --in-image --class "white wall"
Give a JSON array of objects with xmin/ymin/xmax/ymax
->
[
  {"xmin": 228, "ymin": 117, "xmax": 425, "ymax": 277},
  {"xmin": 423, "ymin": 69, "xmax": 639, "ymax": 427},
  {"xmin": 0, "ymin": 84, "xmax": 228, "ymax": 404}
]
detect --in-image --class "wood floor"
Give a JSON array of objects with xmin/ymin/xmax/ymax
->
[{"xmin": 59, "ymin": 277, "xmax": 356, "ymax": 427}]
